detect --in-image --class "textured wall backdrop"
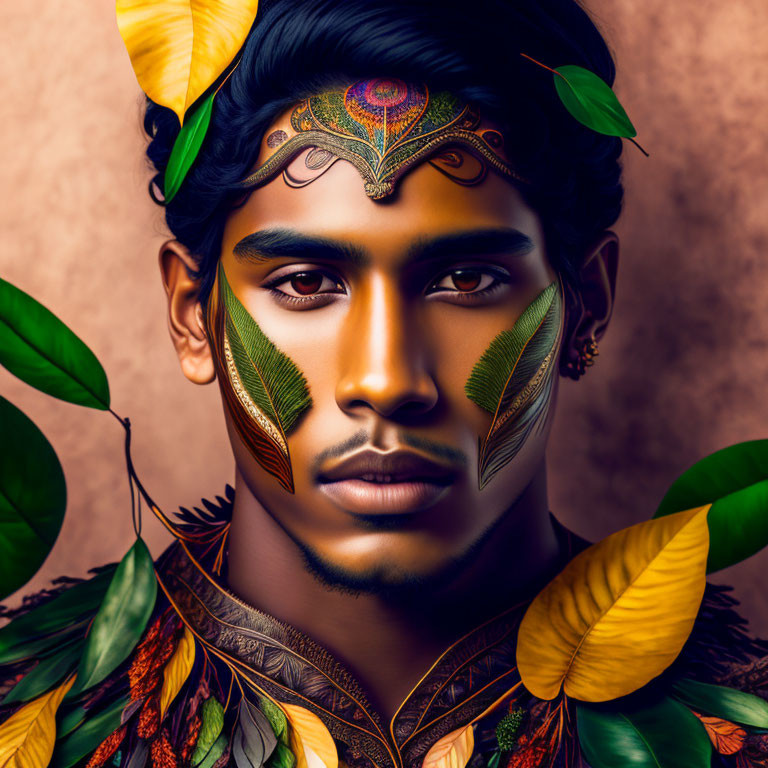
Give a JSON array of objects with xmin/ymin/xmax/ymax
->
[{"xmin": 1, "ymin": 2, "xmax": 767, "ymax": 632}]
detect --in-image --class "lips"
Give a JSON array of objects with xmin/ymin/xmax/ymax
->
[{"xmin": 316, "ymin": 449, "xmax": 457, "ymax": 515}]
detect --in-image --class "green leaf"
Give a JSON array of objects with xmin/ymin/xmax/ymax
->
[
  {"xmin": 673, "ymin": 678, "xmax": 768, "ymax": 729},
  {"xmin": 0, "ymin": 277, "xmax": 109, "ymax": 409},
  {"xmin": 57, "ymin": 705, "xmax": 87, "ymax": 739},
  {"xmin": 51, "ymin": 696, "xmax": 128, "ymax": 768},
  {"xmin": 70, "ymin": 538, "xmax": 157, "ymax": 696},
  {"xmin": 164, "ymin": 92, "xmax": 215, "ymax": 204},
  {"xmin": 259, "ymin": 697, "xmax": 289, "ymax": 743},
  {"xmin": 465, "ymin": 284, "xmax": 558, "ymax": 413},
  {"xmin": 654, "ymin": 440, "xmax": 768, "ymax": 572},
  {"xmin": 487, "ymin": 750, "xmax": 501, "ymax": 768},
  {"xmin": 577, "ymin": 698, "xmax": 711, "ymax": 768},
  {"xmin": 464, "ymin": 283, "xmax": 560, "ymax": 488},
  {"xmin": 192, "ymin": 697, "xmax": 225, "ymax": 767},
  {"xmin": 2, "ymin": 640, "xmax": 83, "ymax": 705},
  {"xmin": 0, "ymin": 621, "xmax": 87, "ymax": 666},
  {"xmin": 220, "ymin": 265, "xmax": 312, "ymax": 435},
  {"xmin": 553, "ymin": 65, "xmax": 636, "ymax": 138},
  {"xmin": 197, "ymin": 734, "xmax": 228, "ymax": 768},
  {"xmin": 0, "ymin": 566, "xmax": 115, "ymax": 661},
  {"xmin": 0, "ymin": 396, "xmax": 66, "ymax": 600},
  {"xmin": 266, "ymin": 741, "xmax": 295, "ymax": 768}
]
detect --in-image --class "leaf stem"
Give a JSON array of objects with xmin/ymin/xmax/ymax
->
[
  {"xmin": 520, "ymin": 53, "xmax": 569, "ymax": 81},
  {"xmin": 628, "ymin": 137, "xmax": 650, "ymax": 157},
  {"xmin": 109, "ymin": 409, "xmax": 202, "ymax": 543}
]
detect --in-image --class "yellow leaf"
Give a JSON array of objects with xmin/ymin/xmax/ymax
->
[
  {"xmin": 422, "ymin": 723, "xmax": 475, "ymax": 768},
  {"xmin": 517, "ymin": 506, "xmax": 710, "ymax": 702},
  {"xmin": 159, "ymin": 626, "xmax": 196, "ymax": 719},
  {"xmin": 116, "ymin": 0, "xmax": 259, "ymax": 124},
  {"xmin": 281, "ymin": 703, "xmax": 338, "ymax": 768},
  {"xmin": 0, "ymin": 675, "xmax": 74, "ymax": 768}
]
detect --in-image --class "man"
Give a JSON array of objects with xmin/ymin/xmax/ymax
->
[{"xmin": 2, "ymin": 1, "xmax": 767, "ymax": 767}]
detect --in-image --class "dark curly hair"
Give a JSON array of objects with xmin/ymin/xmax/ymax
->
[{"xmin": 144, "ymin": 0, "xmax": 624, "ymax": 306}]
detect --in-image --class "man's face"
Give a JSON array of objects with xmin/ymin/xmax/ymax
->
[{"xmin": 216, "ymin": 154, "xmax": 559, "ymax": 592}]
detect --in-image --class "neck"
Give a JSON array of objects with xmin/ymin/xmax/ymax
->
[{"xmin": 226, "ymin": 461, "xmax": 561, "ymax": 722}]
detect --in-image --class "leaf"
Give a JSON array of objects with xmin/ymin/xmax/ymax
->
[
  {"xmin": 197, "ymin": 734, "xmax": 227, "ymax": 768},
  {"xmin": 576, "ymin": 697, "xmax": 711, "ymax": 768},
  {"xmin": 158, "ymin": 626, "xmax": 196, "ymax": 718},
  {"xmin": 422, "ymin": 723, "xmax": 474, "ymax": 768},
  {"xmin": 0, "ymin": 277, "xmax": 109, "ymax": 409},
  {"xmin": 124, "ymin": 739, "xmax": 149, "ymax": 768},
  {"xmin": 281, "ymin": 703, "xmax": 337, "ymax": 768},
  {"xmin": 654, "ymin": 440, "xmax": 768, "ymax": 572},
  {"xmin": 2, "ymin": 641, "xmax": 83, "ymax": 705},
  {"xmin": 115, "ymin": 0, "xmax": 259, "ymax": 125},
  {"xmin": 267, "ymin": 741, "xmax": 296, "ymax": 768},
  {"xmin": 259, "ymin": 698, "xmax": 289, "ymax": 743},
  {"xmin": 0, "ymin": 675, "xmax": 74, "ymax": 768},
  {"xmin": 691, "ymin": 712, "xmax": 746, "ymax": 755},
  {"xmin": 516, "ymin": 506, "xmax": 710, "ymax": 702},
  {"xmin": 233, "ymin": 698, "xmax": 278, "ymax": 768},
  {"xmin": 553, "ymin": 65, "xmax": 636, "ymax": 138},
  {"xmin": 191, "ymin": 697, "xmax": 225, "ymax": 767},
  {"xmin": 672, "ymin": 678, "xmax": 768, "ymax": 729},
  {"xmin": 50, "ymin": 696, "xmax": 128, "ymax": 768},
  {"xmin": 0, "ymin": 623, "xmax": 87, "ymax": 668},
  {"xmin": 0, "ymin": 566, "xmax": 115, "ymax": 662},
  {"xmin": 464, "ymin": 283, "xmax": 561, "ymax": 489},
  {"xmin": 164, "ymin": 92, "xmax": 215, "ymax": 203},
  {"xmin": 216, "ymin": 264, "xmax": 312, "ymax": 492},
  {"xmin": 0, "ymin": 396, "xmax": 66, "ymax": 600},
  {"xmin": 57, "ymin": 706, "xmax": 86, "ymax": 740},
  {"xmin": 70, "ymin": 538, "xmax": 157, "ymax": 696}
]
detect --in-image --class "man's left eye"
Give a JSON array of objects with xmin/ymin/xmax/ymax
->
[{"xmin": 429, "ymin": 268, "xmax": 500, "ymax": 294}]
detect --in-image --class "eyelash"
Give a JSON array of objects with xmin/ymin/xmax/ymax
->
[{"xmin": 263, "ymin": 267, "xmax": 511, "ymax": 308}]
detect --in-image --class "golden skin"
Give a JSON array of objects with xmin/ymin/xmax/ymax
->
[{"xmin": 160, "ymin": 135, "xmax": 618, "ymax": 720}]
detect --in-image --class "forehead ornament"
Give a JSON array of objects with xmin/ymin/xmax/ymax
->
[{"xmin": 238, "ymin": 78, "xmax": 527, "ymax": 200}]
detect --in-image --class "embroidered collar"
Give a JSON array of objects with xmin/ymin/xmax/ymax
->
[{"xmin": 157, "ymin": 517, "xmax": 583, "ymax": 768}]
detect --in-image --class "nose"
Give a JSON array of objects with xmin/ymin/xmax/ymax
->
[{"xmin": 335, "ymin": 273, "xmax": 439, "ymax": 419}]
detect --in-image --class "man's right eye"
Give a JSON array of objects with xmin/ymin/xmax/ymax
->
[{"xmin": 265, "ymin": 270, "xmax": 346, "ymax": 305}]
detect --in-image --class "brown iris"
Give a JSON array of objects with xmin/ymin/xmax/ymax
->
[
  {"xmin": 451, "ymin": 269, "xmax": 482, "ymax": 292},
  {"xmin": 291, "ymin": 272, "xmax": 323, "ymax": 295}
]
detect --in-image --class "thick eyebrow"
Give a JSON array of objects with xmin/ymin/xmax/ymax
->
[
  {"xmin": 233, "ymin": 228, "xmax": 368, "ymax": 265},
  {"xmin": 233, "ymin": 226, "xmax": 535, "ymax": 268},
  {"xmin": 408, "ymin": 228, "xmax": 535, "ymax": 263}
]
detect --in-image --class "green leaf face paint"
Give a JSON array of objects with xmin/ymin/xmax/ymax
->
[
  {"xmin": 465, "ymin": 282, "xmax": 562, "ymax": 489},
  {"xmin": 210, "ymin": 264, "xmax": 312, "ymax": 493}
]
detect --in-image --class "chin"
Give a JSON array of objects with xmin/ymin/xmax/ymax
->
[{"xmin": 293, "ymin": 530, "xmax": 490, "ymax": 599}]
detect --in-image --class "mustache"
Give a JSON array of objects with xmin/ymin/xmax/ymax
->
[{"xmin": 310, "ymin": 429, "xmax": 468, "ymax": 475}]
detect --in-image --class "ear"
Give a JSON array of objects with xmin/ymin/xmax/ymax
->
[
  {"xmin": 159, "ymin": 240, "xmax": 216, "ymax": 384},
  {"xmin": 559, "ymin": 231, "xmax": 619, "ymax": 380}
]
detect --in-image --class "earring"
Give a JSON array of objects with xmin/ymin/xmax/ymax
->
[{"xmin": 564, "ymin": 337, "xmax": 599, "ymax": 379}]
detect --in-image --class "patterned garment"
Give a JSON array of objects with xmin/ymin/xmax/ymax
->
[
  {"xmin": 1, "ymin": 489, "xmax": 768, "ymax": 768},
  {"xmin": 238, "ymin": 78, "xmax": 527, "ymax": 200}
]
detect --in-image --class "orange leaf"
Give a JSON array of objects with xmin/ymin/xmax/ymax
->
[
  {"xmin": 692, "ymin": 711, "xmax": 747, "ymax": 755},
  {"xmin": 422, "ymin": 723, "xmax": 474, "ymax": 768}
]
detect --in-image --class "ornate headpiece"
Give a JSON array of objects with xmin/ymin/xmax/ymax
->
[{"xmin": 237, "ymin": 78, "xmax": 526, "ymax": 200}]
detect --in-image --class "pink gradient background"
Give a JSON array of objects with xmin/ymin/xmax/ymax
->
[{"xmin": 1, "ymin": 3, "xmax": 767, "ymax": 632}]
